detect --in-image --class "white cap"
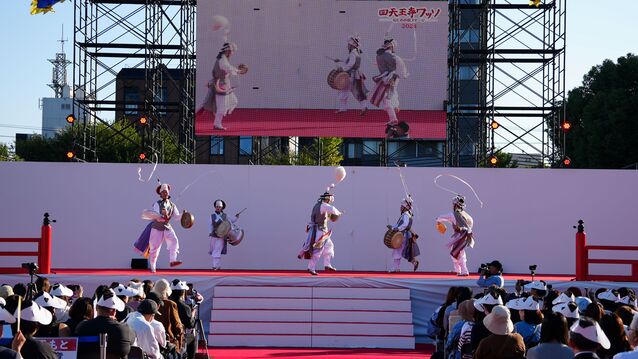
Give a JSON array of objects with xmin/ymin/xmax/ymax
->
[
  {"xmin": 112, "ymin": 284, "xmax": 139, "ymax": 297},
  {"xmin": 552, "ymin": 292, "xmax": 576, "ymax": 305},
  {"xmin": 506, "ymin": 296, "xmax": 540, "ymax": 311},
  {"xmin": 34, "ymin": 292, "xmax": 68, "ymax": 309},
  {"xmin": 523, "ymin": 281, "xmax": 547, "ymax": 291},
  {"xmin": 570, "ymin": 320, "xmax": 610, "ymax": 349},
  {"xmin": 96, "ymin": 289, "xmax": 126, "ymax": 312},
  {"xmin": 575, "ymin": 296, "xmax": 592, "ymax": 313},
  {"xmin": 0, "ymin": 297, "xmax": 15, "ymax": 324},
  {"xmin": 553, "ymin": 301, "xmax": 580, "ymax": 319},
  {"xmin": 597, "ymin": 289, "xmax": 620, "ymax": 303},
  {"xmin": 50, "ymin": 284, "xmax": 74, "ymax": 297},
  {"xmin": 128, "ymin": 282, "xmax": 144, "ymax": 298},
  {"xmin": 474, "ymin": 293, "xmax": 503, "ymax": 312},
  {"xmin": 170, "ymin": 279, "xmax": 189, "ymax": 291},
  {"xmin": 15, "ymin": 301, "xmax": 52, "ymax": 325},
  {"xmin": 620, "ymin": 295, "xmax": 637, "ymax": 307}
]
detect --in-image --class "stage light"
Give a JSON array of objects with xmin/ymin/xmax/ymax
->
[
  {"xmin": 561, "ymin": 121, "xmax": 572, "ymax": 132},
  {"xmin": 529, "ymin": 0, "xmax": 541, "ymax": 7},
  {"xmin": 490, "ymin": 121, "xmax": 500, "ymax": 130},
  {"xmin": 562, "ymin": 156, "xmax": 571, "ymax": 167},
  {"xmin": 488, "ymin": 155, "xmax": 498, "ymax": 167},
  {"xmin": 138, "ymin": 152, "xmax": 147, "ymax": 161},
  {"xmin": 66, "ymin": 150, "xmax": 75, "ymax": 159},
  {"xmin": 66, "ymin": 114, "xmax": 75, "ymax": 124},
  {"xmin": 138, "ymin": 116, "xmax": 148, "ymax": 125}
]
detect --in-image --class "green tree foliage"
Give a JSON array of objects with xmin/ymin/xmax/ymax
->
[
  {"xmin": 0, "ymin": 143, "xmax": 21, "ymax": 161},
  {"xmin": 564, "ymin": 53, "xmax": 638, "ymax": 168},
  {"xmin": 15, "ymin": 120, "xmax": 180, "ymax": 163},
  {"xmin": 262, "ymin": 138, "xmax": 344, "ymax": 166}
]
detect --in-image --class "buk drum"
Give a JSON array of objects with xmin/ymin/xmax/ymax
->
[
  {"xmin": 214, "ymin": 219, "xmax": 232, "ymax": 238},
  {"xmin": 383, "ymin": 228, "xmax": 404, "ymax": 249},
  {"xmin": 226, "ymin": 225, "xmax": 245, "ymax": 246},
  {"xmin": 327, "ymin": 69, "xmax": 350, "ymax": 90},
  {"xmin": 329, "ymin": 213, "xmax": 340, "ymax": 222}
]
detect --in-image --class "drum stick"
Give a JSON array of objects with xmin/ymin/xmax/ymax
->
[
  {"xmin": 236, "ymin": 208, "xmax": 247, "ymax": 216},
  {"xmin": 325, "ymin": 55, "xmax": 340, "ymax": 62}
]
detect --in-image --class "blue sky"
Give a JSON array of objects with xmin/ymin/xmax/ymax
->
[{"xmin": 0, "ymin": 1, "xmax": 637, "ymax": 145}]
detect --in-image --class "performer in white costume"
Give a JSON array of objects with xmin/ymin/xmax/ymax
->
[
  {"xmin": 335, "ymin": 35, "xmax": 369, "ymax": 115},
  {"xmin": 388, "ymin": 198, "xmax": 420, "ymax": 272},
  {"xmin": 199, "ymin": 42, "xmax": 247, "ymax": 130},
  {"xmin": 208, "ymin": 199, "xmax": 240, "ymax": 270},
  {"xmin": 435, "ymin": 195, "xmax": 474, "ymax": 276},
  {"xmin": 299, "ymin": 191, "xmax": 342, "ymax": 275},
  {"xmin": 148, "ymin": 183, "xmax": 183, "ymax": 273},
  {"xmin": 370, "ymin": 38, "xmax": 408, "ymax": 125}
]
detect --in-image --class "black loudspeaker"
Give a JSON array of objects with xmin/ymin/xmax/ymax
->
[{"xmin": 131, "ymin": 258, "xmax": 148, "ymax": 269}]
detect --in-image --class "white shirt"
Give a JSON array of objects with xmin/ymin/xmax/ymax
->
[
  {"xmin": 614, "ymin": 348, "xmax": 638, "ymax": 359},
  {"xmin": 436, "ymin": 212, "xmax": 474, "ymax": 233},
  {"xmin": 341, "ymin": 49, "xmax": 358, "ymax": 72},
  {"xmin": 152, "ymin": 201, "xmax": 181, "ymax": 221},
  {"xmin": 126, "ymin": 312, "xmax": 162, "ymax": 359},
  {"xmin": 321, "ymin": 202, "xmax": 341, "ymax": 217}
]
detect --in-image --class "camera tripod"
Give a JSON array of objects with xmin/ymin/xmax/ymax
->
[{"xmin": 193, "ymin": 303, "xmax": 210, "ymax": 359}]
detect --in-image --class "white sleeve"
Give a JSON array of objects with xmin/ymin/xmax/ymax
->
[
  {"xmin": 230, "ymin": 215, "xmax": 238, "ymax": 224},
  {"xmin": 209, "ymin": 214, "xmax": 214, "ymax": 235},
  {"xmin": 436, "ymin": 212, "xmax": 455, "ymax": 225},
  {"xmin": 220, "ymin": 56, "xmax": 239, "ymax": 76},
  {"xmin": 171, "ymin": 203, "xmax": 181, "ymax": 219},
  {"xmin": 152, "ymin": 202, "xmax": 160, "ymax": 214},
  {"xmin": 341, "ymin": 51, "xmax": 357, "ymax": 72},
  {"xmin": 321, "ymin": 203, "xmax": 342, "ymax": 216},
  {"xmin": 395, "ymin": 213, "xmax": 410, "ymax": 231}
]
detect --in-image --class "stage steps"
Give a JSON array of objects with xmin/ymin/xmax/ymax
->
[{"xmin": 208, "ymin": 286, "xmax": 415, "ymax": 349}]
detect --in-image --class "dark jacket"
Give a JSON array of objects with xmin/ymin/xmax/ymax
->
[{"xmin": 75, "ymin": 315, "xmax": 134, "ymax": 359}]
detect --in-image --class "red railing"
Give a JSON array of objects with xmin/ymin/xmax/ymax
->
[
  {"xmin": 0, "ymin": 214, "xmax": 52, "ymax": 274},
  {"xmin": 575, "ymin": 220, "xmax": 638, "ymax": 281}
]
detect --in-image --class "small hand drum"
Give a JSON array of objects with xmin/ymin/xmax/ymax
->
[
  {"xmin": 329, "ymin": 213, "xmax": 340, "ymax": 222},
  {"xmin": 238, "ymin": 64, "xmax": 248, "ymax": 75},
  {"xmin": 436, "ymin": 222, "xmax": 447, "ymax": 234},
  {"xmin": 214, "ymin": 219, "xmax": 232, "ymax": 237},
  {"xmin": 180, "ymin": 211, "xmax": 195, "ymax": 229},
  {"xmin": 383, "ymin": 228, "xmax": 404, "ymax": 249}
]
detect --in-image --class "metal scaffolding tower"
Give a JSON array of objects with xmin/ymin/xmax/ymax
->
[
  {"xmin": 71, "ymin": 0, "xmax": 196, "ymax": 163},
  {"xmin": 448, "ymin": 0, "xmax": 566, "ymax": 167}
]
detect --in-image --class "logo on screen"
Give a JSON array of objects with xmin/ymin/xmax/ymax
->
[{"xmin": 378, "ymin": 7, "xmax": 442, "ymax": 23}]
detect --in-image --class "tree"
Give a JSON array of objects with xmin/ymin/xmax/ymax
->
[
  {"xmin": 563, "ymin": 53, "xmax": 638, "ymax": 168},
  {"xmin": 0, "ymin": 143, "xmax": 21, "ymax": 161},
  {"xmin": 15, "ymin": 120, "xmax": 180, "ymax": 163},
  {"xmin": 261, "ymin": 137, "xmax": 344, "ymax": 166}
]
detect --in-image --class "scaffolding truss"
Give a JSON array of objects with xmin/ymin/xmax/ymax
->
[
  {"xmin": 72, "ymin": 0, "xmax": 196, "ymax": 163},
  {"xmin": 448, "ymin": 0, "xmax": 566, "ymax": 167}
]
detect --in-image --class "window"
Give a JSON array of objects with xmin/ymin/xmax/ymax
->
[
  {"xmin": 362, "ymin": 140, "xmax": 380, "ymax": 156},
  {"xmin": 239, "ymin": 136, "xmax": 252, "ymax": 156},
  {"xmin": 124, "ymin": 87, "xmax": 139, "ymax": 115},
  {"xmin": 155, "ymin": 87, "xmax": 168, "ymax": 116},
  {"xmin": 210, "ymin": 136, "xmax": 224, "ymax": 156},
  {"xmin": 346, "ymin": 143, "xmax": 361, "ymax": 159},
  {"xmin": 459, "ymin": 65, "xmax": 479, "ymax": 80}
]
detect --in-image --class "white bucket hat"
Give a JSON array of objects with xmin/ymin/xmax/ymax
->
[
  {"xmin": 96, "ymin": 289, "xmax": 126, "ymax": 312},
  {"xmin": 50, "ymin": 284, "xmax": 74, "ymax": 297},
  {"xmin": 552, "ymin": 292, "xmax": 576, "ymax": 305},
  {"xmin": 597, "ymin": 289, "xmax": 620, "ymax": 303},
  {"xmin": 15, "ymin": 300, "xmax": 52, "ymax": 325},
  {"xmin": 112, "ymin": 284, "xmax": 139, "ymax": 297},
  {"xmin": 474, "ymin": 293, "xmax": 504, "ymax": 312},
  {"xmin": 553, "ymin": 301, "xmax": 580, "ymax": 319},
  {"xmin": 506, "ymin": 296, "xmax": 540, "ymax": 311},
  {"xmin": 170, "ymin": 279, "xmax": 189, "ymax": 291},
  {"xmin": 0, "ymin": 297, "xmax": 16, "ymax": 323},
  {"xmin": 483, "ymin": 305, "xmax": 514, "ymax": 335},
  {"xmin": 620, "ymin": 295, "xmax": 637, "ymax": 307},
  {"xmin": 570, "ymin": 319, "xmax": 610, "ymax": 349},
  {"xmin": 34, "ymin": 292, "xmax": 68, "ymax": 309},
  {"xmin": 523, "ymin": 281, "xmax": 547, "ymax": 291}
]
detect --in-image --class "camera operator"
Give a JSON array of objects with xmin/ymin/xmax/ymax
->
[
  {"xmin": 476, "ymin": 260, "xmax": 504, "ymax": 288},
  {"xmin": 168, "ymin": 280, "xmax": 199, "ymax": 359}
]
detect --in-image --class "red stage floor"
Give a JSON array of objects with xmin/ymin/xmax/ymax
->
[
  {"xmin": 43, "ymin": 268, "xmax": 575, "ymax": 282},
  {"xmin": 195, "ymin": 108, "xmax": 446, "ymax": 139},
  {"xmin": 203, "ymin": 345, "xmax": 435, "ymax": 359}
]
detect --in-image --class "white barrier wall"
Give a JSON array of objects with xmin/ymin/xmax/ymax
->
[{"xmin": 0, "ymin": 162, "xmax": 635, "ymax": 275}]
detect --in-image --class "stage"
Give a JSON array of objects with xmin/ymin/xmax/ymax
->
[{"xmin": 2, "ymin": 269, "xmax": 636, "ymax": 346}]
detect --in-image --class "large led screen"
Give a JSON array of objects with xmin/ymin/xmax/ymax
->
[{"xmin": 196, "ymin": 0, "xmax": 448, "ymax": 139}]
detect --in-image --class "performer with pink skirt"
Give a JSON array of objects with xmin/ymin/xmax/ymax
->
[
  {"xmin": 388, "ymin": 198, "xmax": 420, "ymax": 272},
  {"xmin": 435, "ymin": 195, "xmax": 474, "ymax": 276},
  {"xmin": 299, "ymin": 190, "xmax": 342, "ymax": 275}
]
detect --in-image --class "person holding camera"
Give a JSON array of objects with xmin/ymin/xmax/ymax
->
[{"xmin": 477, "ymin": 260, "xmax": 504, "ymax": 288}]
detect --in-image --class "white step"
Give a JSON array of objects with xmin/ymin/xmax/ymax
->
[
  {"xmin": 312, "ymin": 298, "xmax": 411, "ymax": 311},
  {"xmin": 315, "ymin": 310, "xmax": 413, "ymax": 323},
  {"xmin": 211, "ymin": 321, "xmax": 311, "ymax": 334},
  {"xmin": 212, "ymin": 309, "xmax": 312, "ymax": 322},
  {"xmin": 209, "ymin": 334, "xmax": 311, "ymax": 347},
  {"xmin": 312, "ymin": 334, "xmax": 415, "ymax": 349},
  {"xmin": 313, "ymin": 287, "xmax": 410, "ymax": 300},
  {"xmin": 312, "ymin": 322, "xmax": 413, "ymax": 336},
  {"xmin": 213, "ymin": 297, "xmax": 312, "ymax": 310},
  {"xmin": 214, "ymin": 286, "xmax": 312, "ymax": 298}
]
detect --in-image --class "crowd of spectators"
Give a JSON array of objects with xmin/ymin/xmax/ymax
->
[
  {"xmin": 428, "ymin": 279, "xmax": 638, "ymax": 359},
  {"xmin": 0, "ymin": 277, "xmax": 202, "ymax": 359}
]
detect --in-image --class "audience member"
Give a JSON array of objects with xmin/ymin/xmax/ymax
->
[
  {"xmin": 169, "ymin": 279, "xmax": 197, "ymax": 359},
  {"xmin": 75, "ymin": 289, "xmax": 134, "ymax": 359},
  {"xmin": 507, "ymin": 296, "xmax": 543, "ymax": 348},
  {"xmin": 125, "ymin": 299, "xmax": 163, "ymax": 359},
  {"xmin": 59, "ymin": 297, "xmax": 93, "ymax": 337},
  {"xmin": 598, "ymin": 313, "xmax": 632, "ymax": 359},
  {"xmin": 475, "ymin": 305, "xmax": 526, "ymax": 359},
  {"xmin": 554, "ymin": 301, "xmax": 581, "ymax": 327},
  {"xmin": 570, "ymin": 318, "xmax": 610, "ymax": 359},
  {"xmin": 476, "ymin": 260, "xmax": 504, "ymax": 288},
  {"xmin": 613, "ymin": 313, "xmax": 638, "ymax": 358},
  {"xmin": 527, "ymin": 311, "xmax": 574, "ymax": 359},
  {"xmin": 10, "ymin": 300, "xmax": 58, "ymax": 359},
  {"xmin": 150, "ymin": 279, "xmax": 184, "ymax": 351}
]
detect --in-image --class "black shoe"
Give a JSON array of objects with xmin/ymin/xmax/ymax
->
[
  {"xmin": 412, "ymin": 260, "xmax": 420, "ymax": 272},
  {"xmin": 324, "ymin": 266, "xmax": 337, "ymax": 272},
  {"xmin": 308, "ymin": 269, "xmax": 318, "ymax": 276}
]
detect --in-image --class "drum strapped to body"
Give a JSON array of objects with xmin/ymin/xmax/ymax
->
[
  {"xmin": 226, "ymin": 224, "xmax": 245, "ymax": 246},
  {"xmin": 327, "ymin": 69, "xmax": 350, "ymax": 90},
  {"xmin": 214, "ymin": 219, "xmax": 232, "ymax": 237},
  {"xmin": 383, "ymin": 228, "xmax": 404, "ymax": 249}
]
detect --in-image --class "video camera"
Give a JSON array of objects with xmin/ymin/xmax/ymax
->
[
  {"xmin": 21, "ymin": 262, "xmax": 39, "ymax": 276},
  {"xmin": 478, "ymin": 263, "xmax": 491, "ymax": 274}
]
